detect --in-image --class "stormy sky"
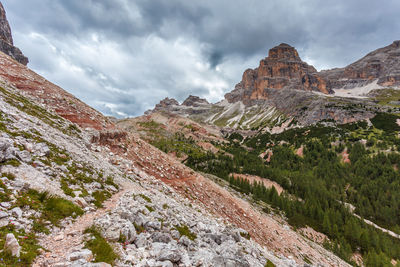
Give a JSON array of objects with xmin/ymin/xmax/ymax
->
[{"xmin": 3, "ymin": 0, "xmax": 400, "ymax": 117}]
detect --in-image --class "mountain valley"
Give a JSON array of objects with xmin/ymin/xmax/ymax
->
[{"xmin": 0, "ymin": 1, "xmax": 400, "ymax": 267}]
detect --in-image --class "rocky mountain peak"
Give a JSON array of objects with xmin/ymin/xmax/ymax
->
[
  {"xmin": 182, "ymin": 95, "xmax": 209, "ymax": 107},
  {"xmin": 225, "ymin": 43, "xmax": 332, "ymax": 103},
  {"xmin": 268, "ymin": 43, "xmax": 301, "ymax": 61},
  {"xmin": 0, "ymin": 2, "xmax": 28, "ymax": 65}
]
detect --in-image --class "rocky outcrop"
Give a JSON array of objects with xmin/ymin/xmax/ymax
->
[
  {"xmin": 225, "ymin": 43, "xmax": 332, "ymax": 103},
  {"xmin": 182, "ymin": 95, "xmax": 209, "ymax": 107},
  {"xmin": 321, "ymin": 40, "xmax": 400, "ymax": 89},
  {"xmin": 0, "ymin": 2, "xmax": 28, "ymax": 65},
  {"xmin": 151, "ymin": 97, "xmax": 179, "ymax": 113}
]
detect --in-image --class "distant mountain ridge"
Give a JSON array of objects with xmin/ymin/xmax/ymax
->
[
  {"xmin": 149, "ymin": 41, "xmax": 400, "ymax": 129},
  {"xmin": 321, "ymin": 40, "xmax": 400, "ymax": 89}
]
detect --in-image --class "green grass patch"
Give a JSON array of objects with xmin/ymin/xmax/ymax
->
[
  {"xmin": 145, "ymin": 205, "xmax": 154, "ymax": 212},
  {"xmin": 175, "ymin": 224, "xmax": 197, "ymax": 241},
  {"xmin": 265, "ymin": 260, "xmax": 276, "ymax": 267},
  {"xmin": 138, "ymin": 194, "xmax": 152, "ymax": 203},
  {"xmin": 43, "ymin": 197, "xmax": 83, "ymax": 224},
  {"xmin": 133, "ymin": 222, "xmax": 145, "ymax": 234},
  {"xmin": 60, "ymin": 178, "xmax": 75, "ymax": 197},
  {"xmin": 0, "ymin": 159, "xmax": 21, "ymax": 167},
  {"xmin": 15, "ymin": 189, "xmax": 83, "ymax": 226},
  {"xmin": 105, "ymin": 176, "xmax": 119, "ymax": 189},
  {"xmin": 84, "ymin": 226, "xmax": 118, "ymax": 264},
  {"xmin": 92, "ymin": 190, "xmax": 111, "ymax": 208},
  {"xmin": 1, "ymin": 172, "xmax": 16, "ymax": 180},
  {"xmin": 0, "ymin": 180, "xmax": 11, "ymax": 202}
]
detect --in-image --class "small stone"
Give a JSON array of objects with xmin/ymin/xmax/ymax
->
[
  {"xmin": 179, "ymin": 235, "xmax": 191, "ymax": 247},
  {"xmin": 4, "ymin": 233, "xmax": 20, "ymax": 257},
  {"xmin": 54, "ymin": 234, "xmax": 64, "ymax": 241},
  {"xmin": 53, "ymin": 262, "xmax": 70, "ymax": 267},
  {"xmin": 86, "ymin": 263, "xmax": 112, "ymax": 267},
  {"xmin": 0, "ymin": 218, "xmax": 9, "ymax": 227},
  {"xmin": 0, "ymin": 202, "xmax": 11, "ymax": 209},
  {"xmin": 68, "ymin": 249, "xmax": 93, "ymax": 262},
  {"xmin": 74, "ymin": 197, "xmax": 88, "ymax": 208},
  {"xmin": 171, "ymin": 230, "xmax": 180, "ymax": 239},
  {"xmin": 0, "ymin": 211, "xmax": 8, "ymax": 219}
]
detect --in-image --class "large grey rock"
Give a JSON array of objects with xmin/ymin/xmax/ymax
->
[
  {"xmin": 151, "ymin": 232, "xmax": 171, "ymax": 243},
  {"xmin": 17, "ymin": 150, "xmax": 32, "ymax": 163},
  {"xmin": 135, "ymin": 233, "xmax": 150, "ymax": 248},
  {"xmin": 4, "ymin": 233, "xmax": 20, "ymax": 257},
  {"xmin": 157, "ymin": 249, "xmax": 182, "ymax": 263},
  {"xmin": 0, "ymin": 137, "xmax": 16, "ymax": 162},
  {"xmin": 145, "ymin": 221, "xmax": 161, "ymax": 230},
  {"xmin": 35, "ymin": 143, "xmax": 50, "ymax": 157}
]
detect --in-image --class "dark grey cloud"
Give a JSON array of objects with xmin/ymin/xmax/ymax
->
[{"xmin": 2, "ymin": 0, "xmax": 400, "ymax": 117}]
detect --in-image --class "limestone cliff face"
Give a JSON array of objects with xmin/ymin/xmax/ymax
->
[
  {"xmin": 225, "ymin": 43, "xmax": 332, "ymax": 103},
  {"xmin": 0, "ymin": 2, "xmax": 28, "ymax": 65},
  {"xmin": 321, "ymin": 40, "xmax": 400, "ymax": 89}
]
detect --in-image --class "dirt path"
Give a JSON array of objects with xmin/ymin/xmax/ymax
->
[{"xmin": 32, "ymin": 181, "xmax": 137, "ymax": 267}]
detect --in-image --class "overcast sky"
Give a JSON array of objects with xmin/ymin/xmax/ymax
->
[{"xmin": 2, "ymin": 0, "xmax": 400, "ymax": 117}]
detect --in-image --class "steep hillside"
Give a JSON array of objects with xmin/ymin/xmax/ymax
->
[{"xmin": 0, "ymin": 51, "xmax": 112, "ymax": 130}]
